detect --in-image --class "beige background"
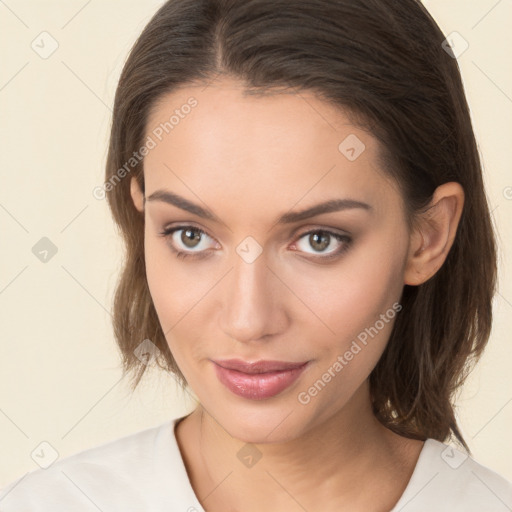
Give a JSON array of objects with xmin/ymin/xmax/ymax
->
[{"xmin": 0, "ymin": 0, "xmax": 511, "ymax": 487}]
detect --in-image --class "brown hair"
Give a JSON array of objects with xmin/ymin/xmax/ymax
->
[{"xmin": 104, "ymin": 0, "xmax": 497, "ymax": 454}]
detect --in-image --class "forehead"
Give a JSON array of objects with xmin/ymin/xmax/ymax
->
[{"xmin": 142, "ymin": 78, "xmax": 399, "ymax": 221}]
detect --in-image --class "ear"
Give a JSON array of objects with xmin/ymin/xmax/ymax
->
[
  {"xmin": 404, "ymin": 182, "xmax": 464, "ymax": 286},
  {"xmin": 130, "ymin": 176, "xmax": 145, "ymax": 213}
]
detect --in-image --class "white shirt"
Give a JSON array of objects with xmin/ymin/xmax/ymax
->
[{"xmin": 1, "ymin": 416, "xmax": 511, "ymax": 511}]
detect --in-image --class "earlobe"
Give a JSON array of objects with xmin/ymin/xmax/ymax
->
[
  {"xmin": 130, "ymin": 176, "xmax": 145, "ymax": 213},
  {"xmin": 403, "ymin": 182, "xmax": 464, "ymax": 286}
]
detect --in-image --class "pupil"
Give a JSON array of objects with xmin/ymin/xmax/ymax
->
[
  {"xmin": 310, "ymin": 232, "xmax": 330, "ymax": 251},
  {"xmin": 181, "ymin": 229, "xmax": 201, "ymax": 248}
]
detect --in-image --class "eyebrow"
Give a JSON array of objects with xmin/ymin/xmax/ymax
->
[{"xmin": 145, "ymin": 190, "xmax": 372, "ymax": 224}]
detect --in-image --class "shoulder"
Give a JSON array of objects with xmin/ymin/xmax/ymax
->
[
  {"xmin": 393, "ymin": 438, "xmax": 512, "ymax": 512},
  {"xmin": 0, "ymin": 420, "xmax": 178, "ymax": 511}
]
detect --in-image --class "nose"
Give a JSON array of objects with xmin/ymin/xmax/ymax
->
[{"xmin": 218, "ymin": 252, "xmax": 288, "ymax": 343}]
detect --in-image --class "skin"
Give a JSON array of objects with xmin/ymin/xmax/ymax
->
[{"xmin": 130, "ymin": 76, "xmax": 464, "ymax": 512}]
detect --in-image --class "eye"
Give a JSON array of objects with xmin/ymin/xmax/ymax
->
[
  {"xmin": 159, "ymin": 225, "xmax": 219, "ymax": 259},
  {"xmin": 293, "ymin": 229, "xmax": 352, "ymax": 259},
  {"xmin": 158, "ymin": 225, "xmax": 351, "ymax": 261}
]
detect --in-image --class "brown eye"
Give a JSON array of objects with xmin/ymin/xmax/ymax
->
[
  {"xmin": 294, "ymin": 229, "xmax": 352, "ymax": 259},
  {"xmin": 308, "ymin": 232, "xmax": 330, "ymax": 252},
  {"xmin": 160, "ymin": 225, "xmax": 220, "ymax": 258},
  {"xmin": 181, "ymin": 228, "xmax": 203, "ymax": 248}
]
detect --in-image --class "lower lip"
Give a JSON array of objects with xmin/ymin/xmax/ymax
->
[{"xmin": 212, "ymin": 362, "xmax": 309, "ymax": 400}]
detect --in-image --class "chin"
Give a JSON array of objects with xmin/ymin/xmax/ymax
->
[{"xmin": 207, "ymin": 397, "xmax": 317, "ymax": 445}]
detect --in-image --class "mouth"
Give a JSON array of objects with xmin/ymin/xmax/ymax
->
[{"xmin": 211, "ymin": 359, "xmax": 310, "ymax": 400}]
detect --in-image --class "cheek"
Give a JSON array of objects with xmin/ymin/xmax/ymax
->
[
  {"xmin": 143, "ymin": 235, "xmax": 222, "ymax": 377},
  {"xmin": 144, "ymin": 234, "xmax": 216, "ymax": 330},
  {"xmin": 288, "ymin": 239, "xmax": 407, "ymax": 408},
  {"xmin": 287, "ymin": 229, "xmax": 407, "ymax": 354}
]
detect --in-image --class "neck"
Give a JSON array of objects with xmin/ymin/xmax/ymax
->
[{"xmin": 176, "ymin": 381, "xmax": 421, "ymax": 512}]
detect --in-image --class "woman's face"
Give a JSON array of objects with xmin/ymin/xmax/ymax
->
[{"xmin": 131, "ymin": 78, "xmax": 412, "ymax": 443}]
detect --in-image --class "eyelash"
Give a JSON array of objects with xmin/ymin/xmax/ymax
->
[{"xmin": 158, "ymin": 225, "xmax": 353, "ymax": 262}]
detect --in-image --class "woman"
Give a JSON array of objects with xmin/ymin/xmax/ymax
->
[{"xmin": 1, "ymin": 0, "xmax": 511, "ymax": 510}]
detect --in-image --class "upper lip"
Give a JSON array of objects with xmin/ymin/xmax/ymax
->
[{"xmin": 212, "ymin": 359, "xmax": 309, "ymax": 374}]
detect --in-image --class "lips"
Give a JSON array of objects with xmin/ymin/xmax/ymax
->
[
  {"xmin": 211, "ymin": 358, "xmax": 309, "ymax": 400},
  {"xmin": 214, "ymin": 359, "xmax": 308, "ymax": 373}
]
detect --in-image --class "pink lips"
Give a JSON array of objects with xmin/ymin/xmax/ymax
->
[{"xmin": 212, "ymin": 359, "xmax": 309, "ymax": 400}]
